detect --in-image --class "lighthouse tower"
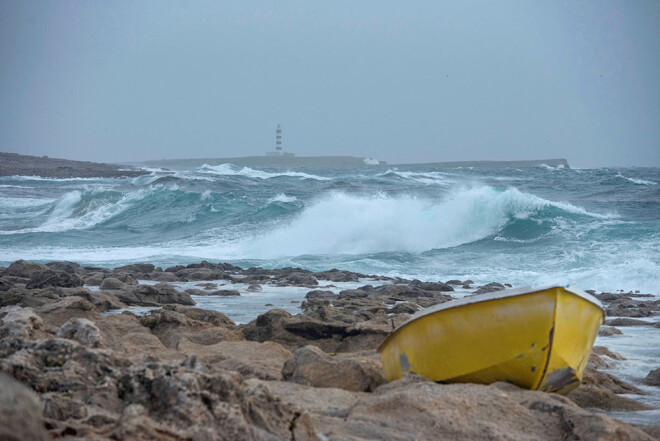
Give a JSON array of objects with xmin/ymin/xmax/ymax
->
[
  {"xmin": 266, "ymin": 124, "xmax": 295, "ymax": 157},
  {"xmin": 276, "ymin": 124, "xmax": 282, "ymax": 152}
]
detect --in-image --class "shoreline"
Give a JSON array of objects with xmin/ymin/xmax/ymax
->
[{"xmin": 1, "ymin": 259, "xmax": 658, "ymax": 440}]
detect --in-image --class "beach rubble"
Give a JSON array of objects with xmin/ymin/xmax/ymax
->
[{"xmin": 0, "ymin": 259, "xmax": 658, "ymax": 440}]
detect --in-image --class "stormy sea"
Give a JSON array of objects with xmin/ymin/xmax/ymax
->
[
  {"xmin": 2, "ymin": 162, "xmax": 660, "ymax": 426},
  {"xmin": 1, "ymin": 163, "xmax": 658, "ymax": 293}
]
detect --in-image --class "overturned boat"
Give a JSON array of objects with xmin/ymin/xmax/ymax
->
[{"xmin": 378, "ymin": 285, "xmax": 604, "ymax": 394}]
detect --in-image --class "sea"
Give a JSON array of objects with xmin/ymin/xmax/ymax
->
[{"xmin": 1, "ymin": 162, "xmax": 659, "ymax": 423}]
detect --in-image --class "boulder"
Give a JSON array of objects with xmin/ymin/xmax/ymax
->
[
  {"xmin": 277, "ymin": 272, "xmax": 319, "ymax": 286},
  {"xmin": 26, "ymin": 269, "xmax": 84, "ymax": 289},
  {"xmin": 282, "ymin": 345, "xmax": 386, "ymax": 392},
  {"xmin": 103, "ymin": 282, "xmax": 194, "ymax": 306},
  {"xmin": 644, "ymin": 368, "xmax": 660, "ymax": 386},
  {"xmin": 59, "ymin": 286, "xmax": 126, "ymax": 311},
  {"xmin": 0, "ymin": 278, "xmax": 13, "ymax": 291},
  {"xmin": 56, "ymin": 318, "xmax": 104, "ymax": 347},
  {"xmin": 177, "ymin": 339, "xmax": 292, "ymax": 380},
  {"xmin": 598, "ymin": 326, "xmax": 623, "ymax": 336},
  {"xmin": 99, "ymin": 277, "xmax": 126, "ymax": 290},
  {"xmin": 35, "ymin": 296, "xmax": 100, "ymax": 328},
  {"xmin": 305, "ymin": 290, "xmax": 336, "ymax": 301},
  {"xmin": 114, "ymin": 263, "xmax": 155, "ymax": 274},
  {"xmin": 207, "ymin": 289, "xmax": 241, "ymax": 296},
  {"xmin": 3, "ymin": 259, "xmax": 49, "ymax": 278},
  {"xmin": 314, "ymin": 269, "xmax": 365, "ymax": 282},
  {"xmin": 473, "ymin": 282, "xmax": 506, "ymax": 295},
  {"xmin": 0, "ymin": 306, "xmax": 49, "ymax": 340},
  {"xmin": 0, "ymin": 373, "xmax": 49, "ymax": 441},
  {"xmin": 605, "ymin": 317, "xmax": 654, "ymax": 327},
  {"xmin": 116, "ymin": 363, "xmax": 307, "ymax": 441},
  {"xmin": 45, "ymin": 261, "xmax": 81, "ymax": 274},
  {"xmin": 246, "ymin": 284, "xmax": 262, "ymax": 292}
]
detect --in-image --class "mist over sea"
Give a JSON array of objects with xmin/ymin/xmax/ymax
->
[{"xmin": 1, "ymin": 163, "xmax": 658, "ymax": 294}]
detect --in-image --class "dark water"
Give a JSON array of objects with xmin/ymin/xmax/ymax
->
[{"xmin": 1, "ymin": 163, "xmax": 658, "ymax": 293}]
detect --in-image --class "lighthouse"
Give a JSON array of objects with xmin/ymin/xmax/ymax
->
[
  {"xmin": 276, "ymin": 124, "xmax": 282, "ymax": 152},
  {"xmin": 266, "ymin": 124, "xmax": 295, "ymax": 157}
]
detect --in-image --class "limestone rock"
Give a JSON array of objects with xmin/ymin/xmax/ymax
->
[
  {"xmin": 0, "ymin": 372, "xmax": 49, "ymax": 441},
  {"xmin": 57, "ymin": 317, "xmax": 104, "ymax": 347},
  {"xmin": 598, "ymin": 326, "xmax": 623, "ymax": 336},
  {"xmin": 3, "ymin": 259, "xmax": 49, "ymax": 278},
  {"xmin": 178, "ymin": 339, "xmax": 292, "ymax": 380},
  {"xmin": 0, "ymin": 306, "xmax": 49, "ymax": 340},
  {"xmin": 644, "ymin": 367, "xmax": 660, "ymax": 386},
  {"xmin": 282, "ymin": 345, "xmax": 386, "ymax": 392}
]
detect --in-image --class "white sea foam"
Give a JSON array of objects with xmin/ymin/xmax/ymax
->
[
  {"xmin": 615, "ymin": 173, "xmax": 657, "ymax": 185},
  {"xmin": 198, "ymin": 163, "xmax": 330, "ymax": 180},
  {"xmin": 200, "ymin": 190, "xmax": 213, "ymax": 201},
  {"xmin": 2, "ymin": 188, "xmax": 156, "ymax": 234},
  {"xmin": 267, "ymin": 193, "xmax": 298, "ymax": 204},
  {"xmin": 377, "ymin": 169, "xmax": 453, "ymax": 185},
  {"xmin": 242, "ymin": 187, "xmax": 614, "ymax": 257}
]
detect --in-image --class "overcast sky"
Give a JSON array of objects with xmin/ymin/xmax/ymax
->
[{"xmin": 1, "ymin": 1, "xmax": 658, "ymax": 167}]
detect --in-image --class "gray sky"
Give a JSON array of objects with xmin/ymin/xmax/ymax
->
[{"xmin": 1, "ymin": 1, "xmax": 658, "ymax": 167}]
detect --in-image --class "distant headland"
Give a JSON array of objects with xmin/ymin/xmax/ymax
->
[
  {"xmin": 0, "ymin": 152, "xmax": 570, "ymax": 178},
  {"xmin": 136, "ymin": 156, "xmax": 571, "ymax": 170},
  {"xmin": 0, "ymin": 152, "xmax": 147, "ymax": 178}
]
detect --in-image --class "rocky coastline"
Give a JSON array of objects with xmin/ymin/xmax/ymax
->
[
  {"xmin": 0, "ymin": 152, "xmax": 148, "ymax": 178},
  {"xmin": 1, "ymin": 259, "xmax": 658, "ymax": 440}
]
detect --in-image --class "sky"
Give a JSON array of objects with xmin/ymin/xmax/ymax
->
[{"xmin": 1, "ymin": 1, "xmax": 659, "ymax": 168}]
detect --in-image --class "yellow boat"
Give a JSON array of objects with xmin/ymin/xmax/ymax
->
[{"xmin": 378, "ymin": 285, "xmax": 604, "ymax": 394}]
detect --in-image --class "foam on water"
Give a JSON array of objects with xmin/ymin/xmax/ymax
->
[
  {"xmin": 267, "ymin": 193, "xmax": 298, "ymax": 204},
  {"xmin": 198, "ymin": 163, "xmax": 330, "ymax": 180},
  {"xmin": 615, "ymin": 173, "xmax": 657, "ymax": 186}
]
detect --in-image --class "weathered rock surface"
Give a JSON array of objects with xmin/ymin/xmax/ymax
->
[
  {"xmin": 282, "ymin": 345, "xmax": 386, "ymax": 392},
  {"xmin": 0, "ymin": 372, "xmax": 49, "ymax": 441},
  {"xmin": 645, "ymin": 368, "xmax": 660, "ymax": 386},
  {"xmin": 599, "ymin": 326, "xmax": 624, "ymax": 336},
  {"xmin": 178, "ymin": 339, "xmax": 292, "ymax": 380},
  {"xmin": 57, "ymin": 318, "xmax": 104, "ymax": 347}
]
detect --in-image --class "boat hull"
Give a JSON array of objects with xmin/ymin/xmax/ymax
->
[{"xmin": 378, "ymin": 286, "xmax": 604, "ymax": 394}]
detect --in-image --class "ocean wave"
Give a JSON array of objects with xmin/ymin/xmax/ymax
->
[
  {"xmin": 267, "ymin": 193, "xmax": 298, "ymax": 204},
  {"xmin": 2, "ymin": 187, "xmax": 157, "ymax": 234},
  {"xmin": 198, "ymin": 163, "xmax": 330, "ymax": 180},
  {"xmin": 241, "ymin": 187, "xmax": 614, "ymax": 256},
  {"xmin": 377, "ymin": 169, "xmax": 453, "ymax": 185},
  {"xmin": 615, "ymin": 173, "xmax": 657, "ymax": 186}
]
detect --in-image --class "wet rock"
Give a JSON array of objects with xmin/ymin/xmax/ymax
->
[
  {"xmin": 605, "ymin": 318, "xmax": 654, "ymax": 327},
  {"xmin": 26, "ymin": 269, "xmax": 84, "ymax": 289},
  {"xmin": 0, "ymin": 372, "xmax": 49, "ymax": 441},
  {"xmin": 276, "ymin": 272, "xmax": 319, "ymax": 286},
  {"xmin": 185, "ymin": 288, "xmax": 207, "ymax": 296},
  {"xmin": 247, "ymin": 284, "xmax": 262, "ymax": 292},
  {"xmin": 473, "ymin": 282, "xmax": 506, "ymax": 295},
  {"xmin": 598, "ymin": 326, "xmax": 623, "ymax": 336},
  {"xmin": 305, "ymin": 290, "xmax": 335, "ymax": 301},
  {"xmin": 445, "ymin": 279, "xmax": 463, "ymax": 285},
  {"xmin": 314, "ymin": 269, "xmax": 365, "ymax": 282},
  {"xmin": 0, "ymin": 305, "xmax": 49, "ymax": 340},
  {"xmin": 103, "ymin": 282, "xmax": 194, "ymax": 306},
  {"xmin": 195, "ymin": 282, "xmax": 218, "ymax": 290},
  {"xmin": 3, "ymin": 259, "xmax": 49, "ymax": 278},
  {"xmin": 99, "ymin": 277, "xmax": 126, "ymax": 290},
  {"xmin": 46, "ymin": 261, "xmax": 81, "ymax": 274},
  {"xmin": 241, "ymin": 309, "xmax": 350, "ymax": 352},
  {"xmin": 114, "ymin": 263, "xmax": 155, "ymax": 274},
  {"xmin": 645, "ymin": 368, "xmax": 660, "ymax": 386},
  {"xmin": 59, "ymin": 286, "xmax": 126, "ymax": 311},
  {"xmin": 147, "ymin": 271, "xmax": 180, "ymax": 282},
  {"xmin": 606, "ymin": 298, "xmax": 659, "ymax": 317},
  {"xmin": 207, "ymin": 289, "xmax": 240, "ymax": 296},
  {"xmin": 282, "ymin": 345, "xmax": 386, "ymax": 392},
  {"xmin": 410, "ymin": 280, "xmax": 454, "ymax": 292},
  {"xmin": 389, "ymin": 302, "xmax": 421, "ymax": 314},
  {"xmin": 177, "ymin": 339, "xmax": 292, "ymax": 380},
  {"xmin": 56, "ymin": 318, "xmax": 103, "ymax": 347}
]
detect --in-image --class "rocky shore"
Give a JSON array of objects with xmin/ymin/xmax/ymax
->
[
  {"xmin": 1, "ymin": 259, "xmax": 658, "ymax": 440},
  {"xmin": 0, "ymin": 152, "xmax": 147, "ymax": 178}
]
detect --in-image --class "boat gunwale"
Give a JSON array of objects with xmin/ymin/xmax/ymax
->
[{"xmin": 377, "ymin": 284, "xmax": 604, "ymax": 353}]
